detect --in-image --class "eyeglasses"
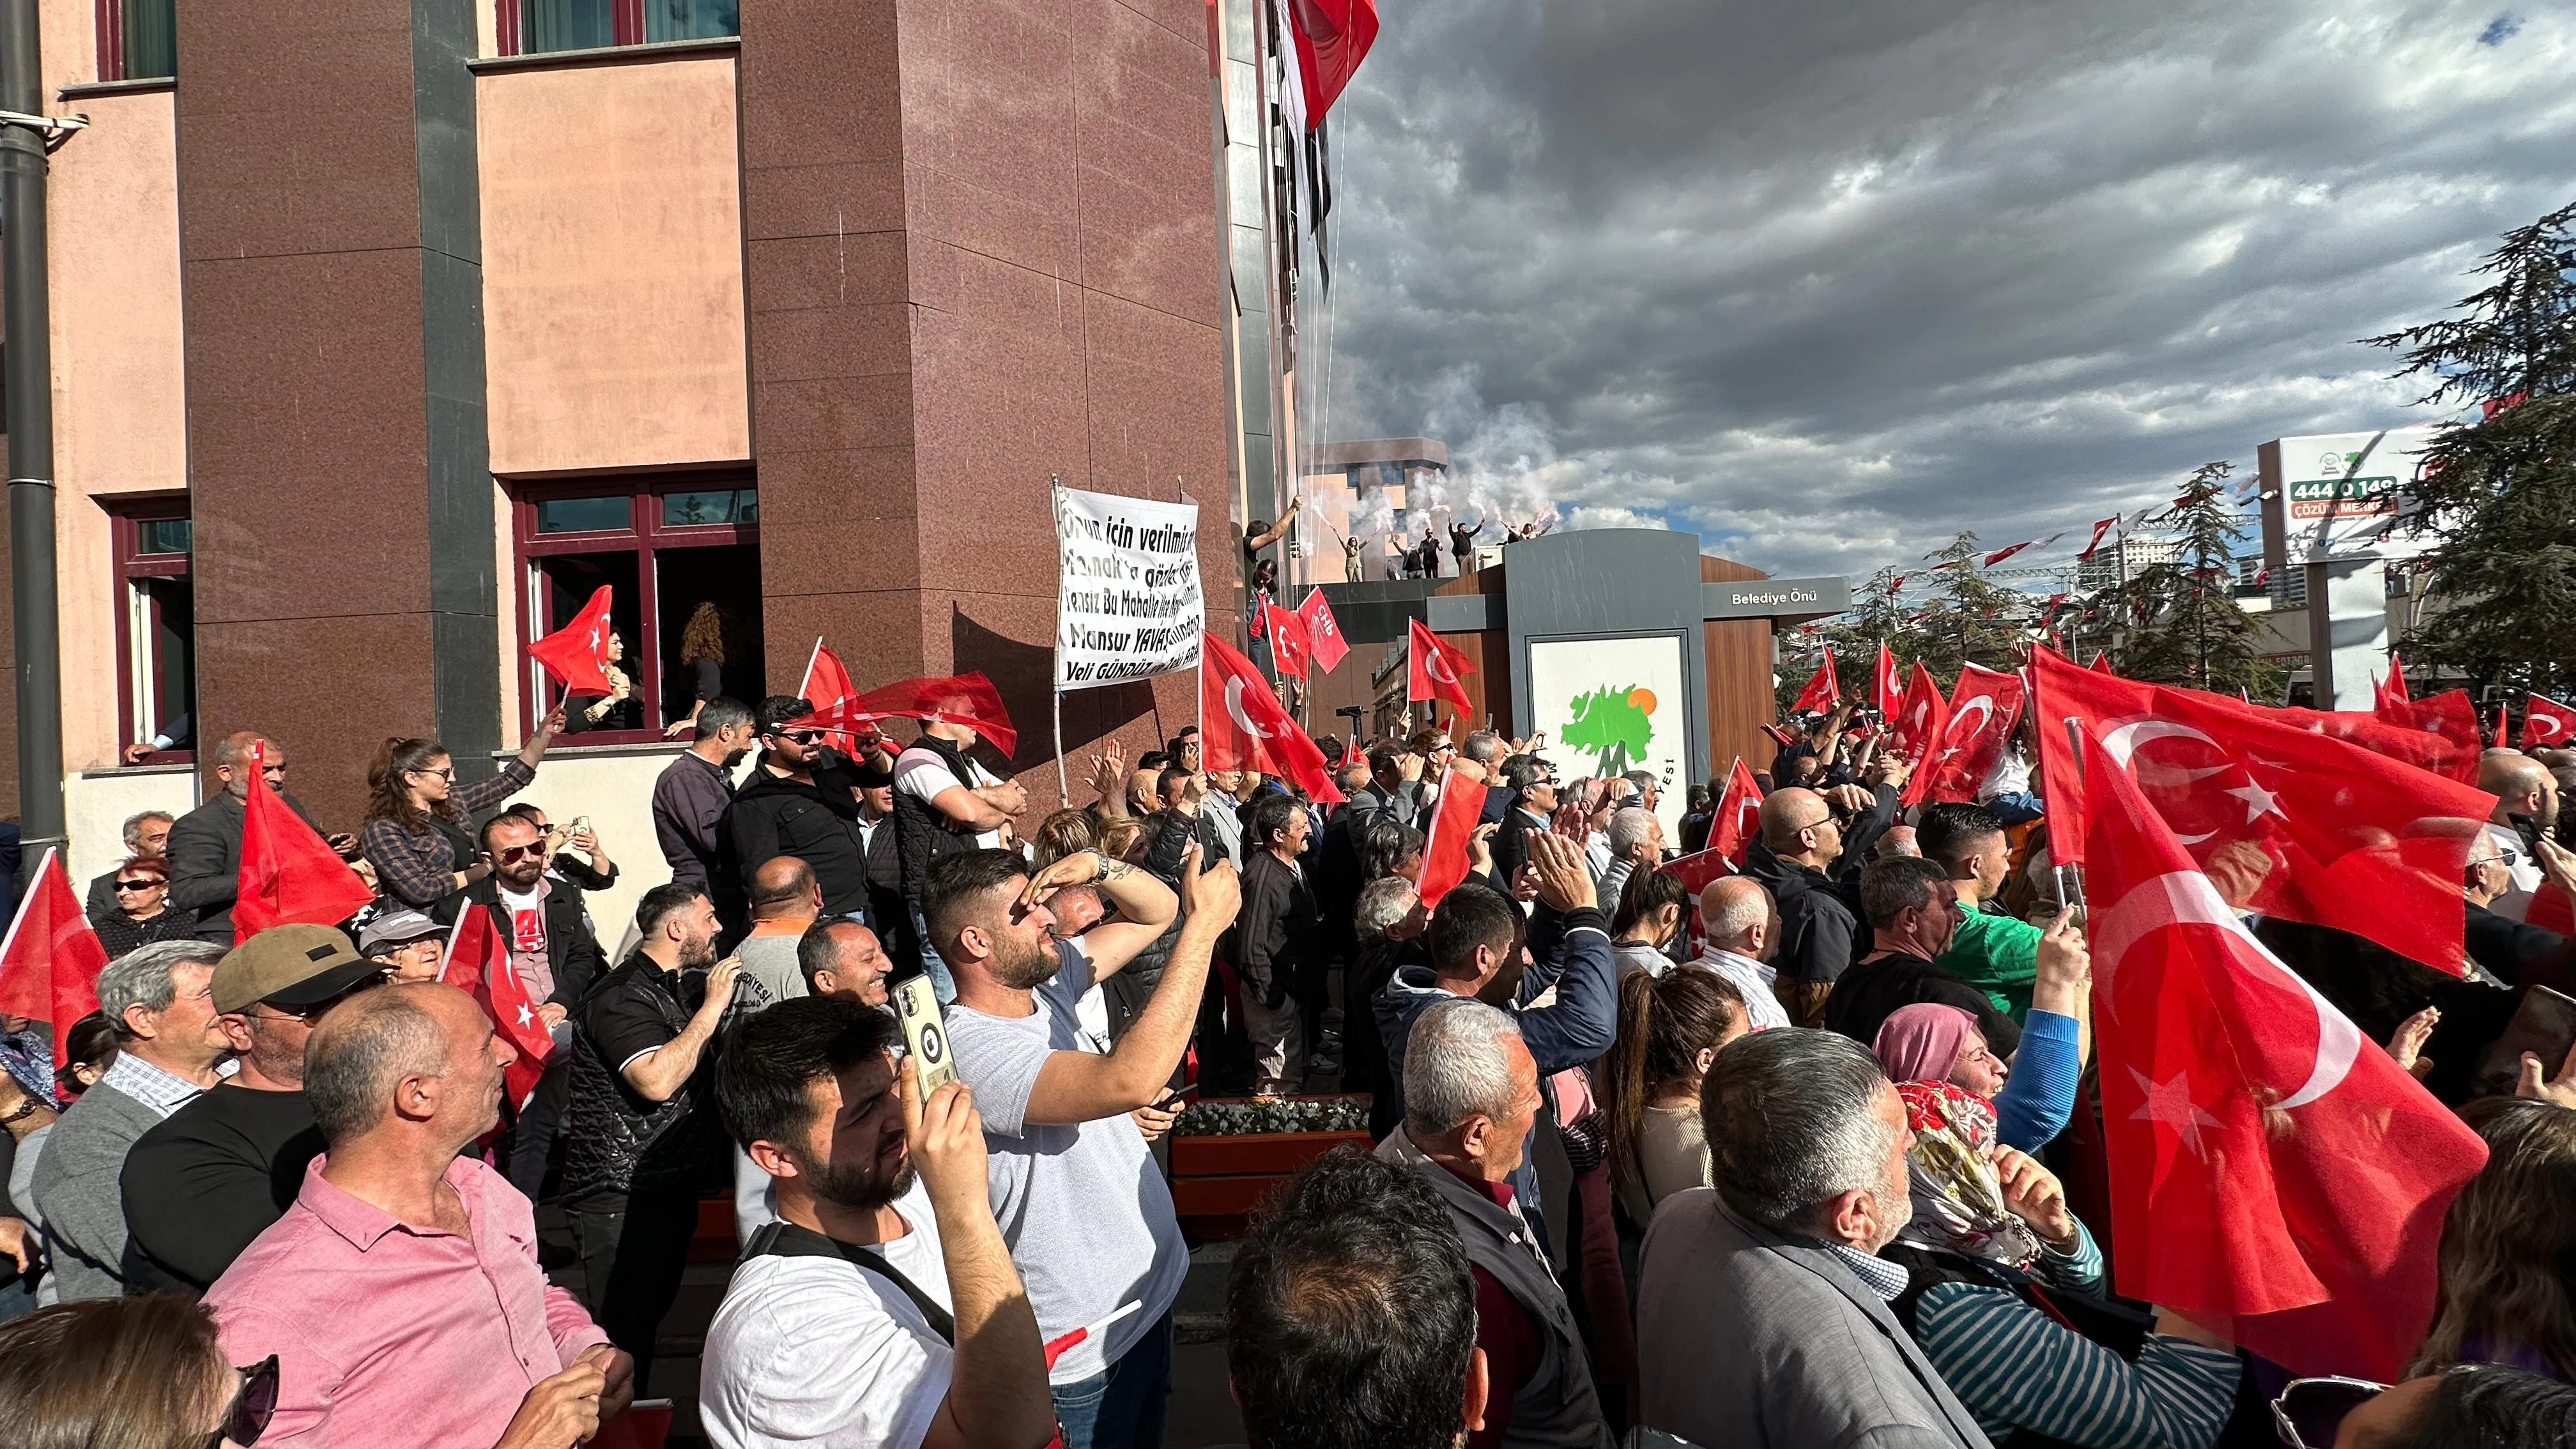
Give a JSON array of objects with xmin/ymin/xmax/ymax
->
[
  {"xmin": 211, "ymin": 1354, "xmax": 279, "ymax": 1448},
  {"xmin": 494, "ymin": 843, "xmax": 547, "ymax": 862},
  {"xmin": 778, "ymin": 730, "xmax": 826, "ymax": 746},
  {"xmin": 406, "ymin": 765, "xmax": 456, "ymax": 781},
  {"xmin": 2271, "ymin": 1374, "xmax": 2387, "ymax": 1449},
  {"xmin": 113, "ymin": 878, "xmax": 162, "ymax": 892}
]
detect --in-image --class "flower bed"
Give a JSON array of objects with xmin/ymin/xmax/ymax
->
[{"xmin": 1167, "ymin": 1094, "xmax": 1373, "ymax": 1237}]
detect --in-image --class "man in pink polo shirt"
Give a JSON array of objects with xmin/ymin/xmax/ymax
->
[{"xmin": 204, "ymin": 983, "xmax": 635, "ymax": 1448}]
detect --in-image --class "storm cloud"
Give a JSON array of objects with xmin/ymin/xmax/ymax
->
[{"xmin": 1315, "ymin": 0, "xmax": 2576, "ymax": 579}]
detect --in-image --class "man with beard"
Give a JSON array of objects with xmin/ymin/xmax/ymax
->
[
  {"xmin": 702, "ymin": 997, "xmax": 1057, "ymax": 1449},
  {"xmin": 929, "ymin": 845, "xmax": 1235, "ymax": 1449},
  {"xmin": 564, "ymin": 884, "xmax": 746, "ymax": 1390}
]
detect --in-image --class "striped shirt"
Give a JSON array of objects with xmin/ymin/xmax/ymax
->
[
  {"xmin": 1913, "ymin": 1225, "xmax": 2241, "ymax": 1448},
  {"xmin": 98, "ymin": 1050, "xmax": 212, "ymax": 1119}
]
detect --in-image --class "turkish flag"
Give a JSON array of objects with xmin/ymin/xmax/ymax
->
[
  {"xmin": 528, "ymin": 585, "xmax": 616, "ymax": 694},
  {"xmin": 1759, "ymin": 722, "xmax": 1798, "ymax": 751},
  {"xmin": 1708, "ymin": 758, "xmax": 1764, "ymax": 866},
  {"xmin": 2030, "ymin": 648, "xmax": 2493, "ymax": 975},
  {"xmin": 2079, "ymin": 732, "xmax": 2486, "ymax": 1379},
  {"xmin": 234, "ymin": 740, "xmax": 376, "ymax": 945},
  {"xmin": 1788, "ymin": 647, "xmax": 1839, "ymax": 715},
  {"xmin": 1262, "ymin": 601, "xmax": 1313, "ymax": 679},
  {"xmin": 1407, "ymin": 618, "xmax": 1475, "ymax": 715},
  {"xmin": 0, "ymin": 848, "xmax": 109, "ymax": 1070},
  {"xmin": 1918, "ymin": 664, "xmax": 2023, "ymax": 805},
  {"xmin": 799, "ymin": 638, "xmax": 859, "ymax": 710},
  {"xmin": 1201, "ymin": 632, "xmax": 1344, "ymax": 802},
  {"xmin": 795, "ymin": 672, "xmax": 1017, "ymax": 758},
  {"xmin": 2077, "ymin": 515, "xmax": 2118, "ymax": 562},
  {"xmin": 1872, "ymin": 643, "xmax": 1901, "ymax": 716},
  {"xmin": 2378, "ymin": 655, "xmax": 2412, "ymax": 708},
  {"xmin": 1284, "ymin": 0, "xmax": 1379, "ymax": 126},
  {"xmin": 1340, "ymin": 735, "xmax": 1367, "ymax": 769},
  {"xmin": 1982, "ymin": 539, "xmax": 2036, "ymax": 568},
  {"xmin": 441, "ymin": 903, "xmax": 554, "ymax": 1109},
  {"xmin": 1416, "ymin": 767, "xmax": 1490, "ymax": 907},
  {"xmin": 2089, "ymin": 652, "xmax": 2114, "ymax": 674},
  {"xmin": 2524, "ymin": 693, "xmax": 2576, "ymax": 749},
  {"xmin": 1889, "ymin": 661, "xmax": 1950, "ymax": 808},
  {"xmin": 2375, "ymin": 688, "xmax": 2481, "ymax": 779},
  {"xmin": 1295, "ymin": 588, "xmax": 1351, "ymax": 673}
]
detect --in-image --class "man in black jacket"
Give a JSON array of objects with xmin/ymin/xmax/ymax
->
[
  {"xmin": 1823, "ymin": 855, "xmax": 2021, "ymax": 1057},
  {"xmin": 1238, "ymin": 793, "xmax": 1323, "ymax": 1094},
  {"xmin": 1375, "ymin": 997, "xmax": 1611, "ymax": 1449},
  {"xmin": 724, "ymin": 698, "xmax": 873, "ymax": 925},
  {"xmin": 167, "ymin": 731, "xmax": 355, "ymax": 945},
  {"xmin": 432, "ymin": 812, "xmax": 610, "ymax": 1200},
  {"xmin": 1740, "ymin": 762, "xmax": 1906, "ymax": 1026},
  {"xmin": 1490, "ymin": 755, "xmax": 1560, "ymax": 889}
]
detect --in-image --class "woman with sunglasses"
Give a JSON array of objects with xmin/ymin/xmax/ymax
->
[
  {"xmin": 95, "ymin": 856, "xmax": 199, "ymax": 959},
  {"xmin": 358, "ymin": 710, "xmax": 564, "ymax": 908},
  {"xmin": 0, "ymin": 1294, "xmax": 277, "ymax": 1447}
]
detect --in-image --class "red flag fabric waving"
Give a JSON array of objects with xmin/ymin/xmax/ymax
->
[
  {"xmin": 2494, "ymin": 704, "xmax": 2511, "ymax": 750},
  {"xmin": 441, "ymin": 905, "xmax": 554, "ymax": 1109},
  {"xmin": 528, "ymin": 585, "xmax": 616, "ymax": 694},
  {"xmin": 1415, "ymin": 767, "xmax": 1490, "ymax": 907},
  {"xmin": 1919, "ymin": 664, "xmax": 2024, "ymax": 805},
  {"xmin": 2077, "ymin": 515, "xmax": 2119, "ymax": 562},
  {"xmin": 1339, "ymin": 735, "xmax": 1367, "ymax": 769},
  {"xmin": 1295, "ymin": 588, "xmax": 1351, "ymax": 673},
  {"xmin": 1872, "ymin": 644, "xmax": 1901, "ymax": 717},
  {"xmin": 2079, "ymin": 732, "xmax": 2486, "ymax": 1379},
  {"xmin": 1708, "ymin": 758, "xmax": 1764, "ymax": 866},
  {"xmin": 1889, "ymin": 662, "xmax": 1950, "ymax": 808},
  {"xmin": 793, "ymin": 673, "xmax": 1016, "ymax": 758},
  {"xmin": 1789, "ymin": 647, "xmax": 1839, "ymax": 716},
  {"xmin": 2524, "ymin": 693, "xmax": 2576, "ymax": 750},
  {"xmin": 1759, "ymin": 722, "xmax": 1797, "ymax": 751},
  {"xmin": 1982, "ymin": 539, "xmax": 2035, "ymax": 568},
  {"xmin": 1406, "ymin": 618, "xmax": 1475, "ymax": 715},
  {"xmin": 2374, "ymin": 688, "xmax": 2481, "ymax": 779},
  {"xmin": 1284, "ymin": 0, "xmax": 1380, "ymax": 127},
  {"xmin": 1200, "ymin": 632, "xmax": 1344, "ymax": 803},
  {"xmin": 234, "ymin": 741, "xmax": 376, "ymax": 944},
  {"xmin": 2030, "ymin": 648, "xmax": 2492, "ymax": 975},
  {"xmin": 0, "ymin": 849, "xmax": 108, "ymax": 1068},
  {"xmin": 1262, "ymin": 601, "xmax": 1313, "ymax": 679},
  {"xmin": 2377, "ymin": 655, "xmax": 2412, "ymax": 708},
  {"xmin": 799, "ymin": 638, "xmax": 859, "ymax": 711},
  {"xmin": 2089, "ymin": 652, "xmax": 2114, "ymax": 674}
]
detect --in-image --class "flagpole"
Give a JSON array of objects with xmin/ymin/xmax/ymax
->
[
  {"xmin": 1048, "ymin": 475, "xmax": 1070, "ymax": 806},
  {"xmin": 1052, "ymin": 689, "xmax": 1070, "ymax": 806},
  {"xmin": 800, "ymin": 635, "xmax": 824, "ymax": 701}
]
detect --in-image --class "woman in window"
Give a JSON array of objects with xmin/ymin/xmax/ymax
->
[
  {"xmin": 358, "ymin": 707, "xmax": 564, "ymax": 908},
  {"xmin": 565, "ymin": 629, "xmax": 641, "ymax": 733},
  {"xmin": 93, "ymin": 855, "xmax": 197, "ymax": 958},
  {"xmin": 661, "ymin": 601, "xmax": 734, "ymax": 738}
]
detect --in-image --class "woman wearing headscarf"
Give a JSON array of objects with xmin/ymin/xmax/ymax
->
[{"xmin": 1874, "ymin": 997, "xmax": 2081, "ymax": 1152}]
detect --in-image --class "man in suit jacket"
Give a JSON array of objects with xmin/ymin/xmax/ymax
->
[
  {"xmin": 1635, "ymin": 1029, "xmax": 1990, "ymax": 1449},
  {"xmin": 167, "ymin": 730, "xmax": 347, "ymax": 944}
]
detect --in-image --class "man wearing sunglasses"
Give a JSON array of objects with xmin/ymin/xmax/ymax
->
[
  {"xmin": 167, "ymin": 732, "xmax": 359, "ymax": 946},
  {"xmin": 725, "ymin": 696, "xmax": 876, "ymax": 939},
  {"xmin": 429, "ymin": 813, "xmax": 608, "ymax": 1201},
  {"xmin": 121, "ymin": 925, "xmax": 381, "ymax": 1297}
]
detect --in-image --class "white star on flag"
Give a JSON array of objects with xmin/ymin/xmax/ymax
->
[
  {"xmin": 516, "ymin": 1003, "xmax": 535, "ymax": 1029},
  {"xmin": 2129, "ymin": 1066, "xmax": 2225, "ymax": 1159},
  {"xmin": 2225, "ymin": 778, "xmax": 2284, "ymax": 823}
]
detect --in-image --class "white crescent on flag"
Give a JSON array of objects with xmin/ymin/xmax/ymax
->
[
  {"xmin": 1225, "ymin": 676, "xmax": 1278, "ymax": 739},
  {"xmin": 1424, "ymin": 645, "xmax": 1458, "ymax": 684}
]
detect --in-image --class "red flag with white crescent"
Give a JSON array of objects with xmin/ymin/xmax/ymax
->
[
  {"xmin": 2030, "ymin": 647, "xmax": 2491, "ymax": 974},
  {"xmin": 2524, "ymin": 693, "xmax": 2576, "ymax": 750},
  {"xmin": 1262, "ymin": 601, "xmax": 1313, "ymax": 679},
  {"xmin": 1295, "ymin": 588, "xmax": 1351, "ymax": 673},
  {"xmin": 1789, "ymin": 647, "xmax": 1839, "ymax": 715},
  {"xmin": 1406, "ymin": 618, "xmax": 1475, "ymax": 714},
  {"xmin": 1200, "ymin": 632, "xmax": 1343, "ymax": 802},
  {"xmin": 234, "ymin": 740, "xmax": 376, "ymax": 944},
  {"xmin": 528, "ymin": 585, "xmax": 616, "ymax": 694},
  {"xmin": 1708, "ymin": 758, "xmax": 1764, "ymax": 866},
  {"xmin": 1889, "ymin": 662, "xmax": 1949, "ymax": 808},
  {"xmin": 1872, "ymin": 643, "xmax": 1900, "ymax": 717},
  {"xmin": 1917, "ymin": 664, "xmax": 2024, "ymax": 805},
  {"xmin": 2079, "ymin": 730, "xmax": 2485, "ymax": 1379},
  {"xmin": 441, "ymin": 904, "xmax": 554, "ymax": 1109},
  {"xmin": 799, "ymin": 638, "xmax": 859, "ymax": 711},
  {"xmin": 791, "ymin": 673, "xmax": 1016, "ymax": 758},
  {"xmin": 1415, "ymin": 767, "xmax": 1490, "ymax": 907}
]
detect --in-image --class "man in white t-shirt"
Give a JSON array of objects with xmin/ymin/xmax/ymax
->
[
  {"xmin": 926, "ymin": 846, "xmax": 1238, "ymax": 1449},
  {"xmin": 703, "ymin": 995, "xmax": 1056, "ymax": 1449}
]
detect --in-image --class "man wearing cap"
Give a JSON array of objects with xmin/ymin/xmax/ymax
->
[
  {"xmin": 119, "ymin": 924, "xmax": 378, "ymax": 1296},
  {"xmin": 359, "ymin": 908, "xmax": 448, "ymax": 982}
]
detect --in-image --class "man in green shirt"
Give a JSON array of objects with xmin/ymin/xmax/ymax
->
[{"xmin": 1919, "ymin": 802, "xmax": 2043, "ymax": 1022}]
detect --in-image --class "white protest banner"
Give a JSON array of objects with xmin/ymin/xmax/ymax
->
[{"xmin": 1054, "ymin": 485, "xmax": 1204, "ymax": 692}]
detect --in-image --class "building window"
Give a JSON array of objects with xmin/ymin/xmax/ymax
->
[
  {"xmin": 111, "ymin": 497, "xmax": 194, "ymax": 764},
  {"xmin": 513, "ymin": 474, "xmax": 763, "ymax": 744},
  {"xmin": 496, "ymin": 0, "xmax": 738, "ymax": 56},
  {"xmin": 98, "ymin": 0, "xmax": 176, "ymax": 81}
]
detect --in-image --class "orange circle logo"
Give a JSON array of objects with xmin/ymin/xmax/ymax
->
[{"xmin": 1626, "ymin": 687, "xmax": 1657, "ymax": 715}]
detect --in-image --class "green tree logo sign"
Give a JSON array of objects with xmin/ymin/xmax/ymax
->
[{"xmin": 1561, "ymin": 684, "xmax": 1657, "ymax": 776}]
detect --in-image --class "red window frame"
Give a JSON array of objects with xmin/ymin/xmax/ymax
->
[
  {"xmin": 109, "ymin": 494, "xmax": 193, "ymax": 766},
  {"xmin": 493, "ymin": 0, "xmax": 648, "ymax": 57},
  {"xmin": 511, "ymin": 472, "xmax": 758, "ymax": 744}
]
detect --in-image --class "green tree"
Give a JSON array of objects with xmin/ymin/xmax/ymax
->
[
  {"xmin": 1911, "ymin": 533, "xmax": 2030, "ymax": 680},
  {"xmin": 2366, "ymin": 200, "xmax": 2576, "ymax": 693},
  {"xmin": 2113, "ymin": 463, "xmax": 2284, "ymax": 698}
]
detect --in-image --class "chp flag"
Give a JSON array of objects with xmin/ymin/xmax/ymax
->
[
  {"xmin": 1200, "ymin": 632, "xmax": 1343, "ymax": 802},
  {"xmin": 2078, "ymin": 728, "xmax": 2485, "ymax": 1379},
  {"xmin": 1294, "ymin": 588, "xmax": 1351, "ymax": 673},
  {"xmin": 1054, "ymin": 485, "xmax": 1204, "ymax": 691}
]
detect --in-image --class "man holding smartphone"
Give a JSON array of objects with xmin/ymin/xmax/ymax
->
[{"xmin": 924, "ymin": 845, "xmax": 1239, "ymax": 1449}]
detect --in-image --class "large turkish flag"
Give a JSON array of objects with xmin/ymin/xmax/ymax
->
[{"xmin": 1200, "ymin": 632, "xmax": 1343, "ymax": 803}]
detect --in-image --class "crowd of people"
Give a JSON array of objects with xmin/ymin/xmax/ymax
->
[{"xmin": 2, "ymin": 663, "xmax": 2576, "ymax": 1449}]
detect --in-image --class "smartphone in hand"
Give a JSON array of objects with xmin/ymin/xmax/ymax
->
[{"xmin": 893, "ymin": 977, "xmax": 958, "ymax": 1094}]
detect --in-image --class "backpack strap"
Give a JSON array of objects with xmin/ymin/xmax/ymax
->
[{"xmin": 744, "ymin": 1219, "xmax": 956, "ymax": 1344}]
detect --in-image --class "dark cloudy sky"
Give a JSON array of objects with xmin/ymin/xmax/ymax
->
[{"xmin": 1315, "ymin": 0, "xmax": 2575, "ymax": 581}]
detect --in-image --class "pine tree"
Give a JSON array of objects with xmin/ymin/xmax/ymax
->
[
  {"xmin": 2365, "ymin": 201, "xmax": 2576, "ymax": 693},
  {"xmin": 2113, "ymin": 463, "xmax": 2285, "ymax": 698},
  {"xmin": 1912, "ymin": 533, "xmax": 2029, "ymax": 679}
]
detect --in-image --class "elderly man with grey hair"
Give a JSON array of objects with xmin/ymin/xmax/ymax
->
[
  {"xmin": 31, "ymin": 939, "xmax": 231, "ymax": 1300},
  {"xmin": 1690, "ymin": 877, "xmax": 1791, "ymax": 1032},
  {"xmin": 1376, "ymin": 999, "xmax": 1611, "ymax": 1449},
  {"xmin": 1636, "ymin": 1029, "xmax": 1988, "ymax": 1449},
  {"xmin": 1598, "ymin": 805, "xmax": 1665, "ymax": 910}
]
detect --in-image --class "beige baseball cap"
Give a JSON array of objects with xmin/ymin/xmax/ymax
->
[{"xmin": 213, "ymin": 924, "xmax": 379, "ymax": 1015}]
